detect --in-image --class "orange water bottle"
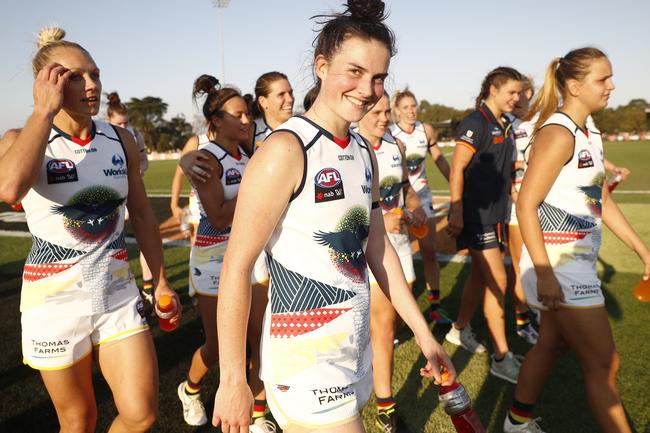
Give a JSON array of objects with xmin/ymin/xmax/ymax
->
[
  {"xmin": 633, "ymin": 278, "xmax": 650, "ymax": 302},
  {"xmin": 391, "ymin": 208, "xmax": 429, "ymax": 239},
  {"xmin": 155, "ymin": 294, "xmax": 179, "ymax": 331}
]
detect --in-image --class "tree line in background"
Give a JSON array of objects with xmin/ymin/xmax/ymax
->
[
  {"xmin": 124, "ymin": 97, "xmax": 193, "ymax": 152},
  {"xmin": 120, "ymin": 96, "xmax": 649, "ymax": 151},
  {"xmin": 418, "ymin": 98, "xmax": 650, "ymax": 139}
]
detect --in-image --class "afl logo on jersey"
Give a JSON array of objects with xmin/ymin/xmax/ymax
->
[
  {"xmin": 577, "ymin": 149, "xmax": 594, "ymax": 168},
  {"xmin": 225, "ymin": 168, "xmax": 242, "ymax": 185},
  {"xmin": 314, "ymin": 168, "xmax": 345, "ymax": 203},
  {"xmin": 46, "ymin": 159, "xmax": 78, "ymax": 184}
]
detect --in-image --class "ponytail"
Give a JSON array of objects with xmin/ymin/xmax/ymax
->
[
  {"xmin": 529, "ymin": 58, "xmax": 562, "ymax": 130},
  {"xmin": 529, "ymin": 47, "xmax": 608, "ymax": 130}
]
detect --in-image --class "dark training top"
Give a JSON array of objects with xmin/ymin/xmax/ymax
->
[{"xmin": 455, "ymin": 104, "xmax": 514, "ymax": 225}]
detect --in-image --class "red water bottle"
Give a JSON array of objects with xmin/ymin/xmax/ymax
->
[
  {"xmin": 155, "ymin": 294, "xmax": 178, "ymax": 331},
  {"xmin": 608, "ymin": 174, "xmax": 622, "ymax": 192},
  {"xmin": 438, "ymin": 383, "xmax": 486, "ymax": 433}
]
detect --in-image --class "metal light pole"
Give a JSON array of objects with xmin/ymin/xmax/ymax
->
[{"xmin": 211, "ymin": 0, "xmax": 231, "ymax": 82}]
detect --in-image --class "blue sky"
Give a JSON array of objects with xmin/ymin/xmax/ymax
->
[{"xmin": 2, "ymin": 0, "xmax": 648, "ymax": 134}]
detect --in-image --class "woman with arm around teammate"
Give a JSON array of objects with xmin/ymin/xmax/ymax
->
[
  {"xmin": 0, "ymin": 27, "xmax": 180, "ymax": 433},
  {"xmin": 212, "ymin": 1, "xmax": 456, "ymax": 432},
  {"xmin": 175, "ymin": 76, "xmax": 276, "ymax": 432},
  {"xmin": 358, "ymin": 92, "xmax": 426, "ymax": 433},
  {"xmin": 390, "ymin": 89, "xmax": 452, "ymax": 324},
  {"xmin": 445, "ymin": 67, "xmax": 524, "ymax": 384},
  {"xmin": 503, "ymin": 48, "xmax": 650, "ymax": 433}
]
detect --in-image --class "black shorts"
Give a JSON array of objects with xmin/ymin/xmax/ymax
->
[{"xmin": 456, "ymin": 222, "xmax": 507, "ymax": 251}]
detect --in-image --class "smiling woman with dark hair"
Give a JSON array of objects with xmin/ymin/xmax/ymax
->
[{"xmin": 211, "ymin": 1, "xmax": 455, "ymax": 432}]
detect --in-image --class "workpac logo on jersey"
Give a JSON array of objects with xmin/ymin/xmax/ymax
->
[
  {"xmin": 578, "ymin": 149, "xmax": 594, "ymax": 168},
  {"xmin": 315, "ymin": 167, "xmax": 345, "ymax": 203},
  {"xmin": 46, "ymin": 159, "xmax": 78, "ymax": 184},
  {"xmin": 225, "ymin": 168, "xmax": 242, "ymax": 185},
  {"xmin": 104, "ymin": 153, "xmax": 127, "ymax": 178},
  {"xmin": 492, "ymin": 127, "xmax": 505, "ymax": 144}
]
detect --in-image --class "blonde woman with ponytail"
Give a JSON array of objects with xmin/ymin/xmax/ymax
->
[
  {"xmin": 504, "ymin": 48, "xmax": 650, "ymax": 433},
  {"xmin": 0, "ymin": 27, "xmax": 179, "ymax": 433}
]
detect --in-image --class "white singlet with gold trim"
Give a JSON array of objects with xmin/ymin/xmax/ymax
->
[
  {"xmin": 188, "ymin": 135, "xmax": 249, "ymax": 296},
  {"xmin": 520, "ymin": 112, "xmax": 606, "ymax": 309},
  {"xmin": 20, "ymin": 121, "xmax": 138, "ymax": 316},
  {"xmin": 260, "ymin": 115, "xmax": 374, "ymax": 388},
  {"xmin": 389, "ymin": 122, "xmax": 434, "ymax": 216}
]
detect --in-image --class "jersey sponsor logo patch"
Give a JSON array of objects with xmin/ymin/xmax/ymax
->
[
  {"xmin": 460, "ymin": 130, "xmax": 474, "ymax": 144},
  {"xmin": 515, "ymin": 129, "xmax": 528, "ymax": 139},
  {"xmin": 314, "ymin": 168, "xmax": 345, "ymax": 203},
  {"xmin": 578, "ymin": 150, "xmax": 595, "ymax": 168},
  {"xmin": 74, "ymin": 147, "xmax": 97, "ymax": 154},
  {"xmin": 46, "ymin": 158, "xmax": 78, "ymax": 184},
  {"xmin": 493, "ymin": 136, "xmax": 505, "ymax": 144},
  {"xmin": 338, "ymin": 154, "xmax": 354, "ymax": 161},
  {"xmin": 225, "ymin": 168, "xmax": 242, "ymax": 185},
  {"xmin": 103, "ymin": 153, "xmax": 127, "ymax": 178}
]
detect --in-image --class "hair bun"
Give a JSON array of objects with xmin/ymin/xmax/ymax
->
[
  {"xmin": 346, "ymin": 0, "xmax": 387, "ymax": 22},
  {"xmin": 106, "ymin": 92, "xmax": 121, "ymax": 106},
  {"xmin": 37, "ymin": 26, "xmax": 66, "ymax": 49},
  {"xmin": 193, "ymin": 74, "xmax": 221, "ymax": 99}
]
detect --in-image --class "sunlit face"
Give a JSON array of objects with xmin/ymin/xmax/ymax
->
[
  {"xmin": 260, "ymin": 78, "xmax": 294, "ymax": 124},
  {"xmin": 213, "ymin": 96, "xmax": 251, "ymax": 143},
  {"xmin": 394, "ymin": 96, "xmax": 417, "ymax": 126},
  {"xmin": 316, "ymin": 37, "xmax": 390, "ymax": 123},
  {"xmin": 489, "ymin": 79, "xmax": 522, "ymax": 114},
  {"xmin": 573, "ymin": 57, "xmax": 615, "ymax": 112},
  {"xmin": 108, "ymin": 112, "xmax": 129, "ymax": 129},
  {"xmin": 53, "ymin": 47, "xmax": 101, "ymax": 117},
  {"xmin": 358, "ymin": 94, "xmax": 391, "ymax": 140}
]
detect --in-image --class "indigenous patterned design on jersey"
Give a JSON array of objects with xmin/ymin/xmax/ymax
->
[
  {"xmin": 252, "ymin": 117, "xmax": 272, "ymax": 153},
  {"xmin": 189, "ymin": 136, "xmax": 249, "ymax": 293},
  {"xmin": 260, "ymin": 116, "xmax": 373, "ymax": 387},
  {"xmin": 520, "ymin": 112, "xmax": 605, "ymax": 281},
  {"xmin": 20, "ymin": 121, "xmax": 137, "ymax": 315},
  {"xmin": 372, "ymin": 132, "xmax": 404, "ymax": 213},
  {"xmin": 389, "ymin": 122, "xmax": 430, "ymax": 194}
]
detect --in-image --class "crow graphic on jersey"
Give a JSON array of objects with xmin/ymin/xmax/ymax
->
[
  {"xmin": 313, "ymin": 205, "xmax": 370, "ymax": 284},
  {"xmin": 51, "ymin": 185, "xmax": 124, "ymax": 242},
  {"xmin": 379, "ymin": 176, "xmax": 402, "ymax": 211},
  {"xmin": 405, "ymin": 154, "xmax": 424, "ymax": 175},
  {"xmin": 579, "ymin": 173, "xmax": 605, "ymax": 217}
]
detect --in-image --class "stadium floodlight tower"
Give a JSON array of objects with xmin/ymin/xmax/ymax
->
[{"xmin": 211, "ymin": 0, "xmax": 231, "ymax": 82}]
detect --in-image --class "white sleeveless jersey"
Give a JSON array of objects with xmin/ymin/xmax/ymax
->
[
  {"xmin": 192, "ymin": 135, "xmax": 249, "ymax": 248},
  {"xmin": 20, "ymin": 121, "xmax": 138, "ymax": 315},
  {"xmin": 389, "ymin": 121, "xmax": 431, "ymax": 195},
  {"xmin": 188, "ymin": 136, "xmax": 249, "ymax": 293},
  {"xmin": 260, "ymin": 116, "xmax": 374, "ymax": 387},
  {"xmin": 372, "ymin": 132, "xmax": 405, "ymax": 214},
  {"xmin": 252, "ymin": 117, "xmax": 272, "ymax": 153},
  {"xmin": 520, "ymin": 112, "xmax": 605, "ymax": 276}
]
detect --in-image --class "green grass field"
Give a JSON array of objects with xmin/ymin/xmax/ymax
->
[
  {"xmin": 427, "ymin": 141, "xmax": 650, "ymax": 204},
  {"xmin": 0, "ymin": 141, "xmax": 649, "ymax": 432}
]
